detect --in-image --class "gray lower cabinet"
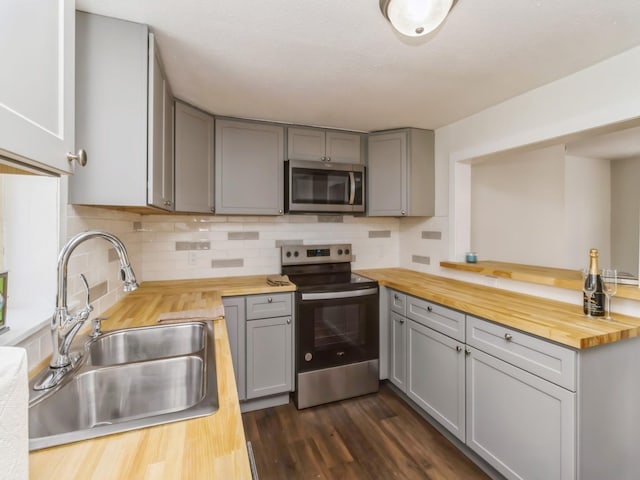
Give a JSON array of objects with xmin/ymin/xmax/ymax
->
[
  {"xmin": 223, "ymin": 293, "xmax": 294, "ymax": 402},
  {"xmin": 407, "ymin": 319, "xmax": 466, "ymax": 442},
  {"xmin": 174, "ymin": 101, "xmax": 215, "ymax": 213},
  {"xmin": 71, "ymin": 12, "xmax": 174, "ymax": 210},
  {"xmin": 389, "ymin": 311, "xmax": 407, "ymax": 390},
  {"xmin": 215, "ymin": 118, "xmax": 284, "ymax": 215},
  {"xmin": 246, "ymin": 315, "xmax": 292, "ymax": 399},
  {"xmin": 387, "ymin": 289, "xmax": 576, "ymax": 479},
  {"xmin": 466, "ymin": 346, "xmax": 576, "ymax": 480},
  {"xmin": 222, "ymin": 296, "xmax": 246, "ymax": 401},
  {"xmin": 367, "ymin": 128, "xmax": 434, "ymax": 216}
]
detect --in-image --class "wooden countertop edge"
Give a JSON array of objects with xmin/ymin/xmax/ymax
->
[
  {"xmin": 440, "ymin": 260, "xmax": 640, "ymax": 301},
  {"xmin": 356, "ymin": 268, "xmax": 640, "ymax": 350}
]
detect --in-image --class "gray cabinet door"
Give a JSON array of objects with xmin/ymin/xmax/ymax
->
[
  {"xmin": 389, "ymin": 311, "xmax": 407, "ymax": 391},
  {"xmin": 71, "ymin": 14, "xmax": 174, "ymax": 210},
  {"xmin": 174, "ymin": 101, "xmax": 214, "ymax": 213},
  {"xmin": 367, "ymin": 131, "xmax": 407, "ymax": 216},
  {"xmin": 222, "ymin": 297, "xmax": 246, "ymax": 400},
  {"xmin": 406, "ymin": 320, "xmax": 465, "ymax": 441},
  {"xmin": 0, "ymin": 0, "xmax": 74, "ymax": 174},
  {"xmin": 287, "ymin": 127, "xmax": 325, "ymax": 161},
  {"xmin": 215, "ymin": 119, "xmax": 284, "ymax": 215},
  {"xmin": 466, "ymin": 346, "xmax": 576, "ymax": 480},
  {"xmin": 147, "ymin": 35, "xmax": 173, "ymax": 211},
  {"xmin": 288, "ymin": 127, "xmax": 362, "ymax": 164},
  {"xmin": 325, "ymin": 131, "xmax": 362, "ymax": 164},
  {"xmin": 245, "ymin": 315, "xmax": 292, "ymax": 399}
]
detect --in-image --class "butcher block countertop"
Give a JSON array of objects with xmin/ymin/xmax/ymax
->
[
  {"xmin": 440, "ymin": 260, "xmax": 640, "ymax": 301},
  {"xmin": 29, "ymin": 275, "xmax": 295, "ymax": 480},
  {"xmin": 356, "ymin": 268, "xmax": 640, "ymax": 349}
]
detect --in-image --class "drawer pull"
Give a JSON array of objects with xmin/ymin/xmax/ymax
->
[
  {"xmin": 504, "ymin": 333, "xmax": 513, "ymax": 341},
  {"xmin": 456, "ymin": 345, "xmax": 462, "ymax": 353},
  {"xmin": 267, "ymin": 297, "xmax": 273, "ymax": 303},
  {"xmin": 399, "ymin": 318, "xmax": 405, "ymax": 324},
  {"xmin": 464, "ymin": 348, "xmax": 471, "ymax": 356},
  {"xmin": 427, "ymin": 306, "xmax": 433, "ymax": 313},
  {"xmin": 394, "ymin": 294, "xmax": 399, "ymax": 300}
]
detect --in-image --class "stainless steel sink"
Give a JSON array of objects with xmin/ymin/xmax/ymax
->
[
  {"xmin": 87, "ymin": 322, "xmax": 206, "ymax": 366},
  {"xmin": 29, "ymin": 321, "xmax": 218, "ymax": 451}
]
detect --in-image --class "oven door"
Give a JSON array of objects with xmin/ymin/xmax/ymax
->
[{"xmin": 296, "ymin": 287, "xmax": 379, "ymax": 373}]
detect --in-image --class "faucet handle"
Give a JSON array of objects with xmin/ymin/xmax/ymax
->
[{"xmin": 90, "ymin": 317, "xmax": 108, "ymax": 338}]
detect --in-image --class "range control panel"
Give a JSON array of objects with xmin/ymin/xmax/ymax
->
[{"xmin": 281, "ymin": 243, "xmax": 353, "ymax": 265}]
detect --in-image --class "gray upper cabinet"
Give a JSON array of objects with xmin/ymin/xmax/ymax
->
[
  {"xmin": 0, "ymin": 0, "xmax": 74, "ymax": 174},
  {"xmin": 174, "ymin": 101, "xmax": 215, "ymax": 213},
  {"xmin": 215, "ymin": 118, "xmax": 284, "ymax": 215},
  {"xmin": 287, "ymin": 127, "xmax": 363, "ymax": 164},
  {"xmin": 367, "ymin": 128, "xmax": 434, "ymax": 216},
  {"xmin": 70, "ymin": 13, "xmax": 174, "ymax": 211}
]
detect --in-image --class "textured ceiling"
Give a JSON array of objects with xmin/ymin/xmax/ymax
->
[{"xmin": 76, "ymin": 0, "xmax": 640, "ymax": 132}]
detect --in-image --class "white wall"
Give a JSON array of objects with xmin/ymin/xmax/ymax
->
[
  {"xmin": 564, "ymin": 155, "xmax": 611, "ymax": 270},
  {"xmin": 470, "ymin": 145, "xmax": 566, "ymax": 267},
  {"xmin": 439, "ymin": 43, "xmax": 640, "ymax": 269},
  {"xmin": 611, "ymin": 157, "xmax": 640, "ymax": 276}
]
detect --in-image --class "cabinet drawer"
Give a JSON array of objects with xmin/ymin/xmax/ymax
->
[
  {"xmin": 406, "ymin": 296, "xmax": 465, "ymax": 342},
  {"xmin": 390, "ymin": 290, "xmax": 406, "ymax": 316},
  {"xmin": 466, "ymin": 315, "xmax": 576, "ymax": 391},
  {"xmin": 246, "ymin": 293, "xmax": 292, "ymax": 320}
]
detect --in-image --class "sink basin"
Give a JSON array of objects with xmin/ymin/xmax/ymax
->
[
  {"xmin": 29, "ymin": 322, "xmax": 218, "ymax": 450},
  {"xmin": 87, "ymin": 322, "xmax": 206, "ymax": 366}
]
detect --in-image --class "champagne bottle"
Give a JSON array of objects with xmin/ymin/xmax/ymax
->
[{"xmin": 583, "ymin": 248, "xmax": 605, "ymax": 316}]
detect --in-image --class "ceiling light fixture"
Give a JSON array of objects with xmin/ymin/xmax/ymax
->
[{"xmin": 379, "ymin": 0, "xmax": 455, "ymax": 37}]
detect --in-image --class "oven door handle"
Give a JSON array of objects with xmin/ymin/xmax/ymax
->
[
  {"xmin": 301, "ymin": 287, "xmax": 378, "ymax": 301},
  {"xmin": 348, "ymin": 171, "xmax": 356, "ymax": 205}
]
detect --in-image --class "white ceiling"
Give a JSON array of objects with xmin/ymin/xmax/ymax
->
[{"xmin": 76, "ymin": 0, "xmax": 640, "ymax": 132}]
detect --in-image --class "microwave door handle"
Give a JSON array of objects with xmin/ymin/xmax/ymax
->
[{"xmin": 348, "ymin": 171, "xmax": 356, "ymax": 205}]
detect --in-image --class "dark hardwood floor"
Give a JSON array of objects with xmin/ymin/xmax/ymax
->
[{"xmin": 242, "ymin": 383, "xmax": 490, "ymax": 480}]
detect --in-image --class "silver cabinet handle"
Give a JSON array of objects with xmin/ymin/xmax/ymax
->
[
  {"xmin": 326, "ymin": 156, "xmax": 331, "ymax": 162},
  {"xmin": 465, "ymin": 348, "xmax": 471, "ymax": 356},
  {"xmin": 427, "ymin": 306, "xmax": 433, "ymax": 313},
  {"xmin": 210, "ymin": 206, "xmax": 215, "ymax": 213},
  {"xmin": 278, "ymin": 209, "xmax": 283, "ymax": 214},
  {"xmin": 401, "ymin": 210, "xmax": 407, "ymax": 215},
  {"xmin": 267, "ymin": 297, "xmax": 273, "ymax": 303},
  {"xmin": 456, "ymin": 345, "xmax": 462, "ymax": 352},
  {"xmin": 321, "ymin": 156, "xmax": 327, "ymax": 162},
  {"xmin": 399, "ymin": 318, "xmax": 405, "ymax": 324},
  {"xmin": 504, "ymin": 333, "xmax": 513, "ymax": 341},
  {"xmin": 286, "ymin": 318, "xmax": 291, "ymax": 324},
  {"xmin": 67, "ymin": 149, "xmax": 88, "ymax": 167},
  {"xmin": 394, "ymin": 294, "xmax": 399, "ymax": 300}
]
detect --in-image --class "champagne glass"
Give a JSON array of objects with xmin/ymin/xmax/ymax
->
[
  {"xmin": 601, "ymin": 269, "xmax": 618, "ymax": 320},
  {"xmin": 581, "ymin": 268, "xmax": 596, "ymax": 318}
]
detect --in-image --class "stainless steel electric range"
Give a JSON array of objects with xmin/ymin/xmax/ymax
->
[{"xmin": 281, "ymin": 243, "xmax": 379, "ymax": 409}]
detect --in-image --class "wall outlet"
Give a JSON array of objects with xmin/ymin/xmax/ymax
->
[{"xmin": 188, "ymin": 251, "xmax": 197, "ymax": 266}]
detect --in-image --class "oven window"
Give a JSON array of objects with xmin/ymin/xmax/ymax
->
[
  {"xmin": 291, "ymin": 169, "xmax": 350, "ymax": 205},
  {"xmin": 313, "ymin": 304, "xmax": 365, "ymax": 350}
]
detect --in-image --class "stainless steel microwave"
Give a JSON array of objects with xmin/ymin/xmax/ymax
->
[{"xmin": 285, "ymin": 160, "xmax": 365, "ymax": 213}]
